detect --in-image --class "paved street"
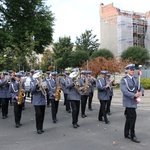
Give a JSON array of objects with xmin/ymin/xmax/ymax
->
[{"xmin": 0, "ymin": 89, "xmax": 150, "ymax": 150}]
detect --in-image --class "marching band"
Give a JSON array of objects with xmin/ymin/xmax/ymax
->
[{"xmin": 0, "ymin": 64, "xmax": 145, "ymax": 143}]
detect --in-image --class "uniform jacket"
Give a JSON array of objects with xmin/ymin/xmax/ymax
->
[
  {"xmin": 66, "ymin": 78, "xmax": 81, "ymax": 101},
  {"xmin": 88, "ymin": 77, "xmax": 95, "ymax": 93},
  {"xmin": 106, "ymin": 78, "xmax": 114, "ymax": 97},
  {"xmin": 120, "ymin": 75, "xmax": 144, "ymax": 108},
  {"xmin": 30, "ymin": 80, "xmax": 46, "ymax": 106},
  {"xmin": 61, "ymin": 77, "xmax": 71, "ymax": 94},
  {"xmin": 9, "ymin": 81, "xmax": 25, "ymax": 103},
  {"xmin": 78, "ymin": 77, "xmax": 90, "ymax": 96},
  {"xmin": 46, "ymin": 78, "xmax": 57, "ymax": 99},
  {"xmin": 96, "ymin": 77, "xmax": 110, "ymax": 101},
  {"xmin": 0, "ymin": 78, "xmax": 11, "ymax": 98}
]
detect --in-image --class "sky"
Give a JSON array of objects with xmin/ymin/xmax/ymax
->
[{"xmin": 46, "ymin": 0, "xmax": 150, "ymax": 43}]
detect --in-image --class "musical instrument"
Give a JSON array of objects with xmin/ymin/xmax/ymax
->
[
  {"xmin": 69, "ymin": 70, "xmax": 81, "ymax": 92},
  {"xmin": 55, "ymin": 78, "xmax": 61, "ymax": 101},
  {"xmin": 84, "ymin": 77, "xmax": 89, "ymax": 94},
  {"xmin": 17, "ymin": 80, "xmax": 25, "ymax": 105},
  {"xmin": 33, "ymin": 72, "xmax": 47, "ymax": 97}
]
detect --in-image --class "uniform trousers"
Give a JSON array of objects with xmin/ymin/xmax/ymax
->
[
  {"xmin": 106, "ymin": 96, "xmax": 112, "ymax": 113},
  {"xmin": 98, "ymin": 100, "xmax": 108, "ymax": 122},
  {"xmin": 88, "ymin": 92, "xmax": 93, "ymax": 109},
  {"xmin": 64, "ymin": 93, "xmax": 71, "ymax": 111},
  {"xmin": 124, "ymin": 107, "xmax": 136, "ymax": 138},
  {"xmin": 13, "ymin": 102, "xmax": 23, "ymax": 125},
  {"xmin": 50, "ymin": 98, "xmax": 59, "ymax": 121},
  {"xmin": 34, "ymin": 105, "xmax": 45, "ymax": 131},
  {"xmin": 70, "ymin": 100, "xmax": 80, "ymax": 125},
  {"xmin": 1, "ymin": 98, "xmax": 9, "ymax": 117},
  {"xmin": 81, "ymin": 95, "xmax": 88, "ymax": 116}
]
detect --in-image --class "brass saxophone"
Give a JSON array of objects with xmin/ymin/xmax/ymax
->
[
  {"xmin": 55, "ymin": 79, "xmax": 61, "ymax": 101},
  {"xmin": 84, "ymin": 77, "xmax": 89, "ymax": 94},
  {"xmin": 17, "ymin": 82, "xmax": 25, "ymax": 105}
]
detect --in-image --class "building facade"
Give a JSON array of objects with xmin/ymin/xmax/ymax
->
[{"xmin": 100, "ymin": 3, "xmax": 150, "ymax": 57}]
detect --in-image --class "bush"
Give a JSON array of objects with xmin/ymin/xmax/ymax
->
[{"xmin": 140, "ymin": 78, "xmax": 150, "ymax": 89}]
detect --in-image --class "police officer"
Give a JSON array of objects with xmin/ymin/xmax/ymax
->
[
  {"xmin": 106, "ymin": 74, "xmax": 114, "ymax": 115},
  {"xmin": 61, "ymin": 72, "xmax": 71, "ymax": 113},
  {"xmin": 96, "ymin": 71, "xmax": 110, "ymax": 124},
  {"xmin": 46, "ymin": 72, "xmax": 60, "ymax": 123},
  {"xmin": 78, "ymin": 71, "xmax": 90, "ymax": 118},
  {"xmin": 30, "ymin": 72, "xmax": 46, "ymax": 134},
  {"xmin": 66, "ymin": 75, "xmax": 81, "ymax": 128},
  {"xmin": 44, "ymin": 71, "xmax": 51, "ymax": 107},
  {"xmin": 120, "ymin": 64, "xmax": 144, "ymax": 143},
  {"xmin": 0, "ymin": 72, "xmax": 11, "ymax": 119},
  {"xmin": 87, "ymin": 71, "xmax": 96, "ymax": 111},
  {"xmin": 9, "ymin": 72, "xmax": 26, "ymax": 128}
]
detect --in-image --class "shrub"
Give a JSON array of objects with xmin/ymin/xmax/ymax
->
[{"xmin": 140, "ymin": 78, "xmax": 150, "ymax": 89}]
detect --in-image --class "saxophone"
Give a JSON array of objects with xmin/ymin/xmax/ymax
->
[
  {"xmin": 55, "ymin": 78, "xmax": 61, "ymax": 101},
  {"xmin": 84, "ymin": 77, "xmax": 89, "ymax": 94},
  {"xmin": 17, "ymin": 82, "xmax": 25, "ymax": 105}
]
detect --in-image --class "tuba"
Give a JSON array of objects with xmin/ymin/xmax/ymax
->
[
  {"xmin": 69, "ymin": 71, "xmax": 81, "ymax": 92},
  {"xmin": 33, "ymin": 72, "xmax": 47, "ymax": 97}
]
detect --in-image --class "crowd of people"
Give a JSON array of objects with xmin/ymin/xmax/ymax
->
[{"xmin": 0, "ymin": 64, "xmax": 144, "ymax": 143}]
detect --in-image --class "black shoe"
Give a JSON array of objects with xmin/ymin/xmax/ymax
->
[
  {"xmin": 76, "ymin": 123, "xmax": 80, "ymax": 127},
  {"xmin": 19, "ymin": 123, "xmax": 22, "ymax": 126},
  {"xmin": 16, "ymin": 124, "xmax": 19, "ymax": 128},
  {"xmin": 105, "ymin": 120, "xmax": 110, "ymax": 124},
  {"xmin": 68, "ymin": 110, "xmax": 71, "ymax": 113},
  {"xmin": 37, "ymin": 130, "xmax": 42, "ymax": 134},
  {"xmin": 89, "ymin": 108, "xmax": 93, "ymax": 111},
  {"xmin": 73, "ymin": 124, "xmax": 78, "ymax": 128},
  {"xmin": 98, "ymin": 118, "xmax": 104, "ymax": 122},
  {"xmin": 2, "ymin": 116, "xmax": 6, "ymax": 119},
  {"xmin": 81, "ymin": 114, "xmax": 87, "ymax": 118},
  {"xmin": 107, "ymin": 112, "xmax": 112, "ymax": 115},
  {"xmin": 53, "ymin": 120, "xmax": 56, "ymax": 123},
  {"xmin": 41, "ymin": 130, "xmax": 44, "ymax": 133},
  {"xmin": 131, "ymin": 137, "xmax": 140, "ymax": 143},
  {"xmin": 125, "ymin": 135, "xmax": 131, "ymax": 139}
]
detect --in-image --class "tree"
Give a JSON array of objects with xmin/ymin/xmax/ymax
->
[
  {"xmin": 90, "ymin": 48, "xmax": 114, "ymax": 59},
  {"xmin": 70, "ymin": 50, "xmax": 89, "ymax": 68},
  {"xmin": 82, "ymin": 57, "xmax": 129, "ymax": 77},
  {"xmin": 0, "ymin": 0, "xmax": 55, "ymax": 56},
  {"xmin": 75, "ymin": 30, "xmax": 99, "ymax": 57},
  {"xmin": 121, "ymin": 46, "xmax": 149, "ymax": 66},
  {"xmin": 52, "ymin": 36, "xmax": 73, "ymax": 72},
  {"xmin": 53, "ymin": 36, "xmax": 73, "ymax": 59},
  {"xmin": 40, "ymin": 49, "xmax": 53, "ymax": 72}
]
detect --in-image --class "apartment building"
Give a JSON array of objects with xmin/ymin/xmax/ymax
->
[{"xmin": 100, "ymin": 3, "xmax": 150, "ymax": 57}]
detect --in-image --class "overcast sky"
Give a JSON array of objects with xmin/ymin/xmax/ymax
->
[{"xmin": 46, "ymin": 0, "xmax": 150, "ymax": 43}]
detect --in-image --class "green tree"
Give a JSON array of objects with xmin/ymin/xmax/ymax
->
[
  {"xmin": 121, "ymin": 46, "xmax": 149, "ymax": 66},
  {"xmin": 0, "ymin": 0, "xmax": 55, "ymax": 65},
  {"xmin": 70, "ymin": 50, "xmax": 89, "ymax": 68},
  {"xmin": 40, "ymin": 49, "xmax": 53, "ymax": 72},
  {"xmin": 53, "ymin": 36, "xmax": 73, "ymax": 71},
  {"xmin": 90, "ymin": 48, "xmax": 114, "ymax": 59},
  {"xmin": 75, "ymin": 30, "xmax": 99, "ymax": 57},
  {"xmin": 53, "ymin": 36, "xmax": 73, "ymax": 59}
]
